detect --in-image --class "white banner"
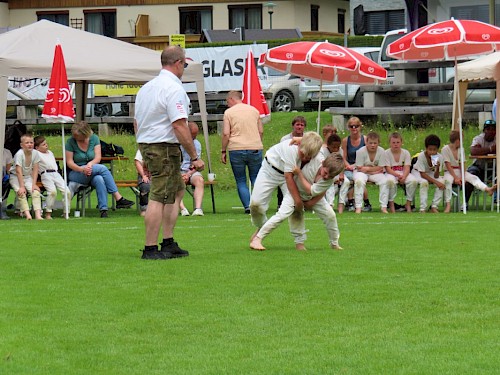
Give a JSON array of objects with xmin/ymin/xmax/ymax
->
[{"xmin": 184, "ymin": 44, "xmax": 268, "ymax": 92}]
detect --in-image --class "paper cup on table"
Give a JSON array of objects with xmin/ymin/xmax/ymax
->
[{"xmin": 208, "ymin": 173, "xmax": 216, "ymax": 182}]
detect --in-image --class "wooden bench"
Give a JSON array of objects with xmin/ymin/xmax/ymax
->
[
  {"xmin": 115, "ymin": 179, "xmax": 217, "ymax": 214},
  {"xmin": 115, "ymin": 180, "xmax": 141, "ymax": 212}
]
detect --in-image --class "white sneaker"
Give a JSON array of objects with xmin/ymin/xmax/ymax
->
[
  {"xmin": 192, "ymin": 208, "xmax": 204, "ymax": 216},
  {"xmin": 180, "ymin": 208, "xmax": 190, "ymax": 216}
]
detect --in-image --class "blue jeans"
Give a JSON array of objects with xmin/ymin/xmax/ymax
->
[
  {"xmin": 229, "ymin": 149, "xmax": 262, "ymax": 209},
  {"xmin": 69, "ymin": 164, "xmax": 118, "ymax": 211}
]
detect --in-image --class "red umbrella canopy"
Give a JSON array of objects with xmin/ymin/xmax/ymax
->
[
  {"xmin": 242, "ymin": 49, "xmax": 270, "ymax": 117},
  {"xmin": 387, "ymin": 19, "xmax": 500, "ymax": 60},
  {"xmin": 259, "ymin": 41, "xmax": 387, "ymax": 84},
  {"xmin": 42, "ymin": 44, "xmax": 75, "ymax": 123}
]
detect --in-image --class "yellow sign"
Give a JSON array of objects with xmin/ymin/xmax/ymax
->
[
  {"xmin": 169, "ymin": 34, "xmax": 185, "ymax": 48},
  {"xmin": 94, "ymin": 83, "xmax": 142, "ymax": 96}
]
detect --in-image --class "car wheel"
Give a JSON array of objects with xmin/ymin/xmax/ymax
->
[
  {"xmin": 352, "ymin": 91, "xmax": 363, "ymax": 107},
  {"xmin": 94, "ymin": 103, "xmax": 112, "ymax": 117},
  {"xmin": 272, "ymin": 90, "xmax": 294, "ymax": 112}
]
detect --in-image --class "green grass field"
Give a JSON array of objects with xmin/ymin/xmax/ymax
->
[
  {"xmin": 2, "ymin": 113, "xmax": 498, "ymax": 373},
  {"xmin": 1, "ymin": 192, "xmax": 499, "ymax": 374}
]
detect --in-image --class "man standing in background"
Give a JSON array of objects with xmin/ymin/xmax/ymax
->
[{"xmin": 221, "ymin": 90, "xmax": 263, "ymax": 214}]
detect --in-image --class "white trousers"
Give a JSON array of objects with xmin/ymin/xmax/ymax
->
[
  {"xmin": 258, "ymin": 193, "xmax": 340, "ymax": 247},
  {"xmin": 41, "ymin": 172, "xmax": 71, "ymax": 213},
  {"xmin": 410, "ymin": 170, "xmax": 445, "ymax": 210},
  {"xmin": 353, "ymin": 172, "xmax": 389, "ymax": 208},
  {"xmin": 385, "ymin": 173, "xmax": 418, "ymax": 202},
  {"xmin": 250, "ymin": 161, "xmax": 287, "ymax": 228},
  {"xmin": 444, "ymin": 170, "xmax": 489, "ymax": 196},
  {"xmin": 325, "ymin": 175, "xmax": 351, "ymax": 206},
  {"xmin": 9, "ymin": 174, "xmax": 42, "ymax": 212}
]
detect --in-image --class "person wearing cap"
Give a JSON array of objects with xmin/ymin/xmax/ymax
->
[{"xmin": 464, "ymin": 119, "xmax": 497, "ymax": 206}]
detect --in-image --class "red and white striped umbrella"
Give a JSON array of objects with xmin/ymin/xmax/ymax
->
[
  {"xmin": 259, "ymin": 41, "xmax": 387, "ymax": 84},
  {"xmin": 386, "ymin": 18, "xmax": 500, "ymax": 61},
  {"xmin": 259, "ymin": 41, "xmax": 387, "ymax": 131}
]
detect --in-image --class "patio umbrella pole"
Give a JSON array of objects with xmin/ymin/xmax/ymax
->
[
  {"xmin": 316, "ymin": 69, "xmax": 324, "ymax": 134},
  {"xmin": 62, "ymin": 124, "xmax": 69, "ymax": 219},
  {"xmin": 454, "ymin": 58, "xmax": 467, "ymax": 214}
]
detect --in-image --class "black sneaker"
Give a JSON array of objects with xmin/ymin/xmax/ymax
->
[
  {"xmin": 362, "ymin": 204, "xmax": 372, "ymax": 212},
  {"xmin": 161, "ymin": 242, "xmax": 189, "ymax": 258},
  {"xmin": 141, "ymin": 249, "xmax": 167, "ymax": 260},
  {"xmin": 100, "ymin": 210, "xmax": 108, "ymax": 218},
  {"xmin": 116, "ymin": 197, "xmax": 134, "ymax": 209}
]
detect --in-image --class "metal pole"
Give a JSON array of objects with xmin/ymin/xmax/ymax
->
[{"xmin": 344, "ymin": 32, "xmax": 348, "ymax": 108}]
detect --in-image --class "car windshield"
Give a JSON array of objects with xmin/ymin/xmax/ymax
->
[{"xmin": 380, "ymin": 34, "xmax": 406, "ymax": 62}]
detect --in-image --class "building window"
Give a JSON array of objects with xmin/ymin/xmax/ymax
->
[
  {"xmin": 338, "ymin": 8, "xmax": 346, "ymax": 34},
  {"xmin": 37, "ymin": 11, "xmax": 69, "ymax": 26},
  {"xmin": 364, "ymin": 10, "xmax": 405, "ymax": 35},
  {"xmin": 228, "ymin": 4, "xmax": 262, "ymax": 29},
  {"xmin": 451, "ymin": 5, "xmax": 499, "ymax": 26},
  {"xmin": 84, "ymin": 9, "xmax": 116, "ymax": 38},
  {"xmin": 311, "ymin": 5, "xmax": 319, "ymax": 31},
  {"xmin": 179, "ymin": 6, "xmax": 212, "ymax": 34}
]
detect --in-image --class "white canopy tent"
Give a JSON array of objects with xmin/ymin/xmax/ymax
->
[
  {"xmin": 0, "ymin": 20, "xmax": 212, "ymax": 204},
  {"xmin": 452, "ymin": 52, "xmax": 500, "ymax": 212}
]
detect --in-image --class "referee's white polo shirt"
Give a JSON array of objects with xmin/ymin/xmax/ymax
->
[{"xmin": 135, "ymin": 69, "xmax": 190, "ymax": 144}]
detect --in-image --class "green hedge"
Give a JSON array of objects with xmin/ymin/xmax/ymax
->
[{"xmin": 187, "ymin": 35, "xmax": 383, "ymax": 49}]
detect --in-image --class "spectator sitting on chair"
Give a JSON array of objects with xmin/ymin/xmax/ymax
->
[
  {"xmin": 443, "ymin": 130, "xmax": 496, "ymax": 210},
  {"xmin": 464, "ymin": 119, "xmax": 497, "ymax": 207},
  {"xmin": 9, "ymin": 134, "xmax": 43, "ymax": 220},
  {"xmin": 340, "ymin": 116, "xmax": 371, "ymax": 213},
  {"xmin": 381, "ymin": 132, "xmax": 417, "ymax": 213},
  {"xmin": 179, "ymin": 122, "xmax": 204, "ymax": 216},
  {"xmin": 2, "ymin": 147, "xmax": 13, "ymax": 220},
  {"xmin": 134, "ymin": 149, "xmax": 150, "ymax": 217},
  {"xmin": 410, "ymin": 134, "xmax": 445, "ymax": 213},
  {"xmin": 66, "ymin": 121, "xmax": 134, "ymax": 218},
  {"xmin": 34, "ymin": 135, "xmax": 71, "ymax": 219},
  {"xmin": 353, "ymin": 131, "xmax": 389, "ymax": 214}
]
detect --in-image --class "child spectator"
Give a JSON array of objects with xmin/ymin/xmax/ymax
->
[
  {"xmin": 353, "ymin": 132, "xmax": 389, "ymax": 214},
  {"xmin": 321, "ymin": 132, "xmax": 350, "ymax": 209},
  {"xmin": 381, "ymin": 132, "xmax": 417, "ymax": 213},
  {"xmin": 179, "ymin": 122, "xmax": 204, "ymax": 216},
  {"xmin": 250, "ymin": 152, "xmax": 345, "ymax": 251},
  {"xmin": 410, "ymin": 134, "xmax": 445, "ymax": 213},
  {"xmin": 442, "ymin": 130, "xmax": 496, "ymax": 211},
  {"xmin": 34, "ymin": 136, "xmax": 71, "ymax": 219},
  {"xmin": 2, "ymin": 147, "xmax": 13, "ymax": 220},
  {"xmin": 134, "ymin": 149, "xmax": 150, "ymax": 217},
  {"xmin": 9, "ymin": 134, "xmax": 43, "ymax": 220}
]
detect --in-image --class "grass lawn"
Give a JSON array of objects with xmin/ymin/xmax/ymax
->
[
  {"xmin": 1, "ymin": 188, "xmax": 499, "ymax": 374},
  {"xmin": 2, "ymin": 113, "xmax": 498, "ymax": 373}
]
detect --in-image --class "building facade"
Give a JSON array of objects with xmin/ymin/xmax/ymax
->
[{"xmin": 1, "ymin": 1, "xmax": 351, "ymax": 38}]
